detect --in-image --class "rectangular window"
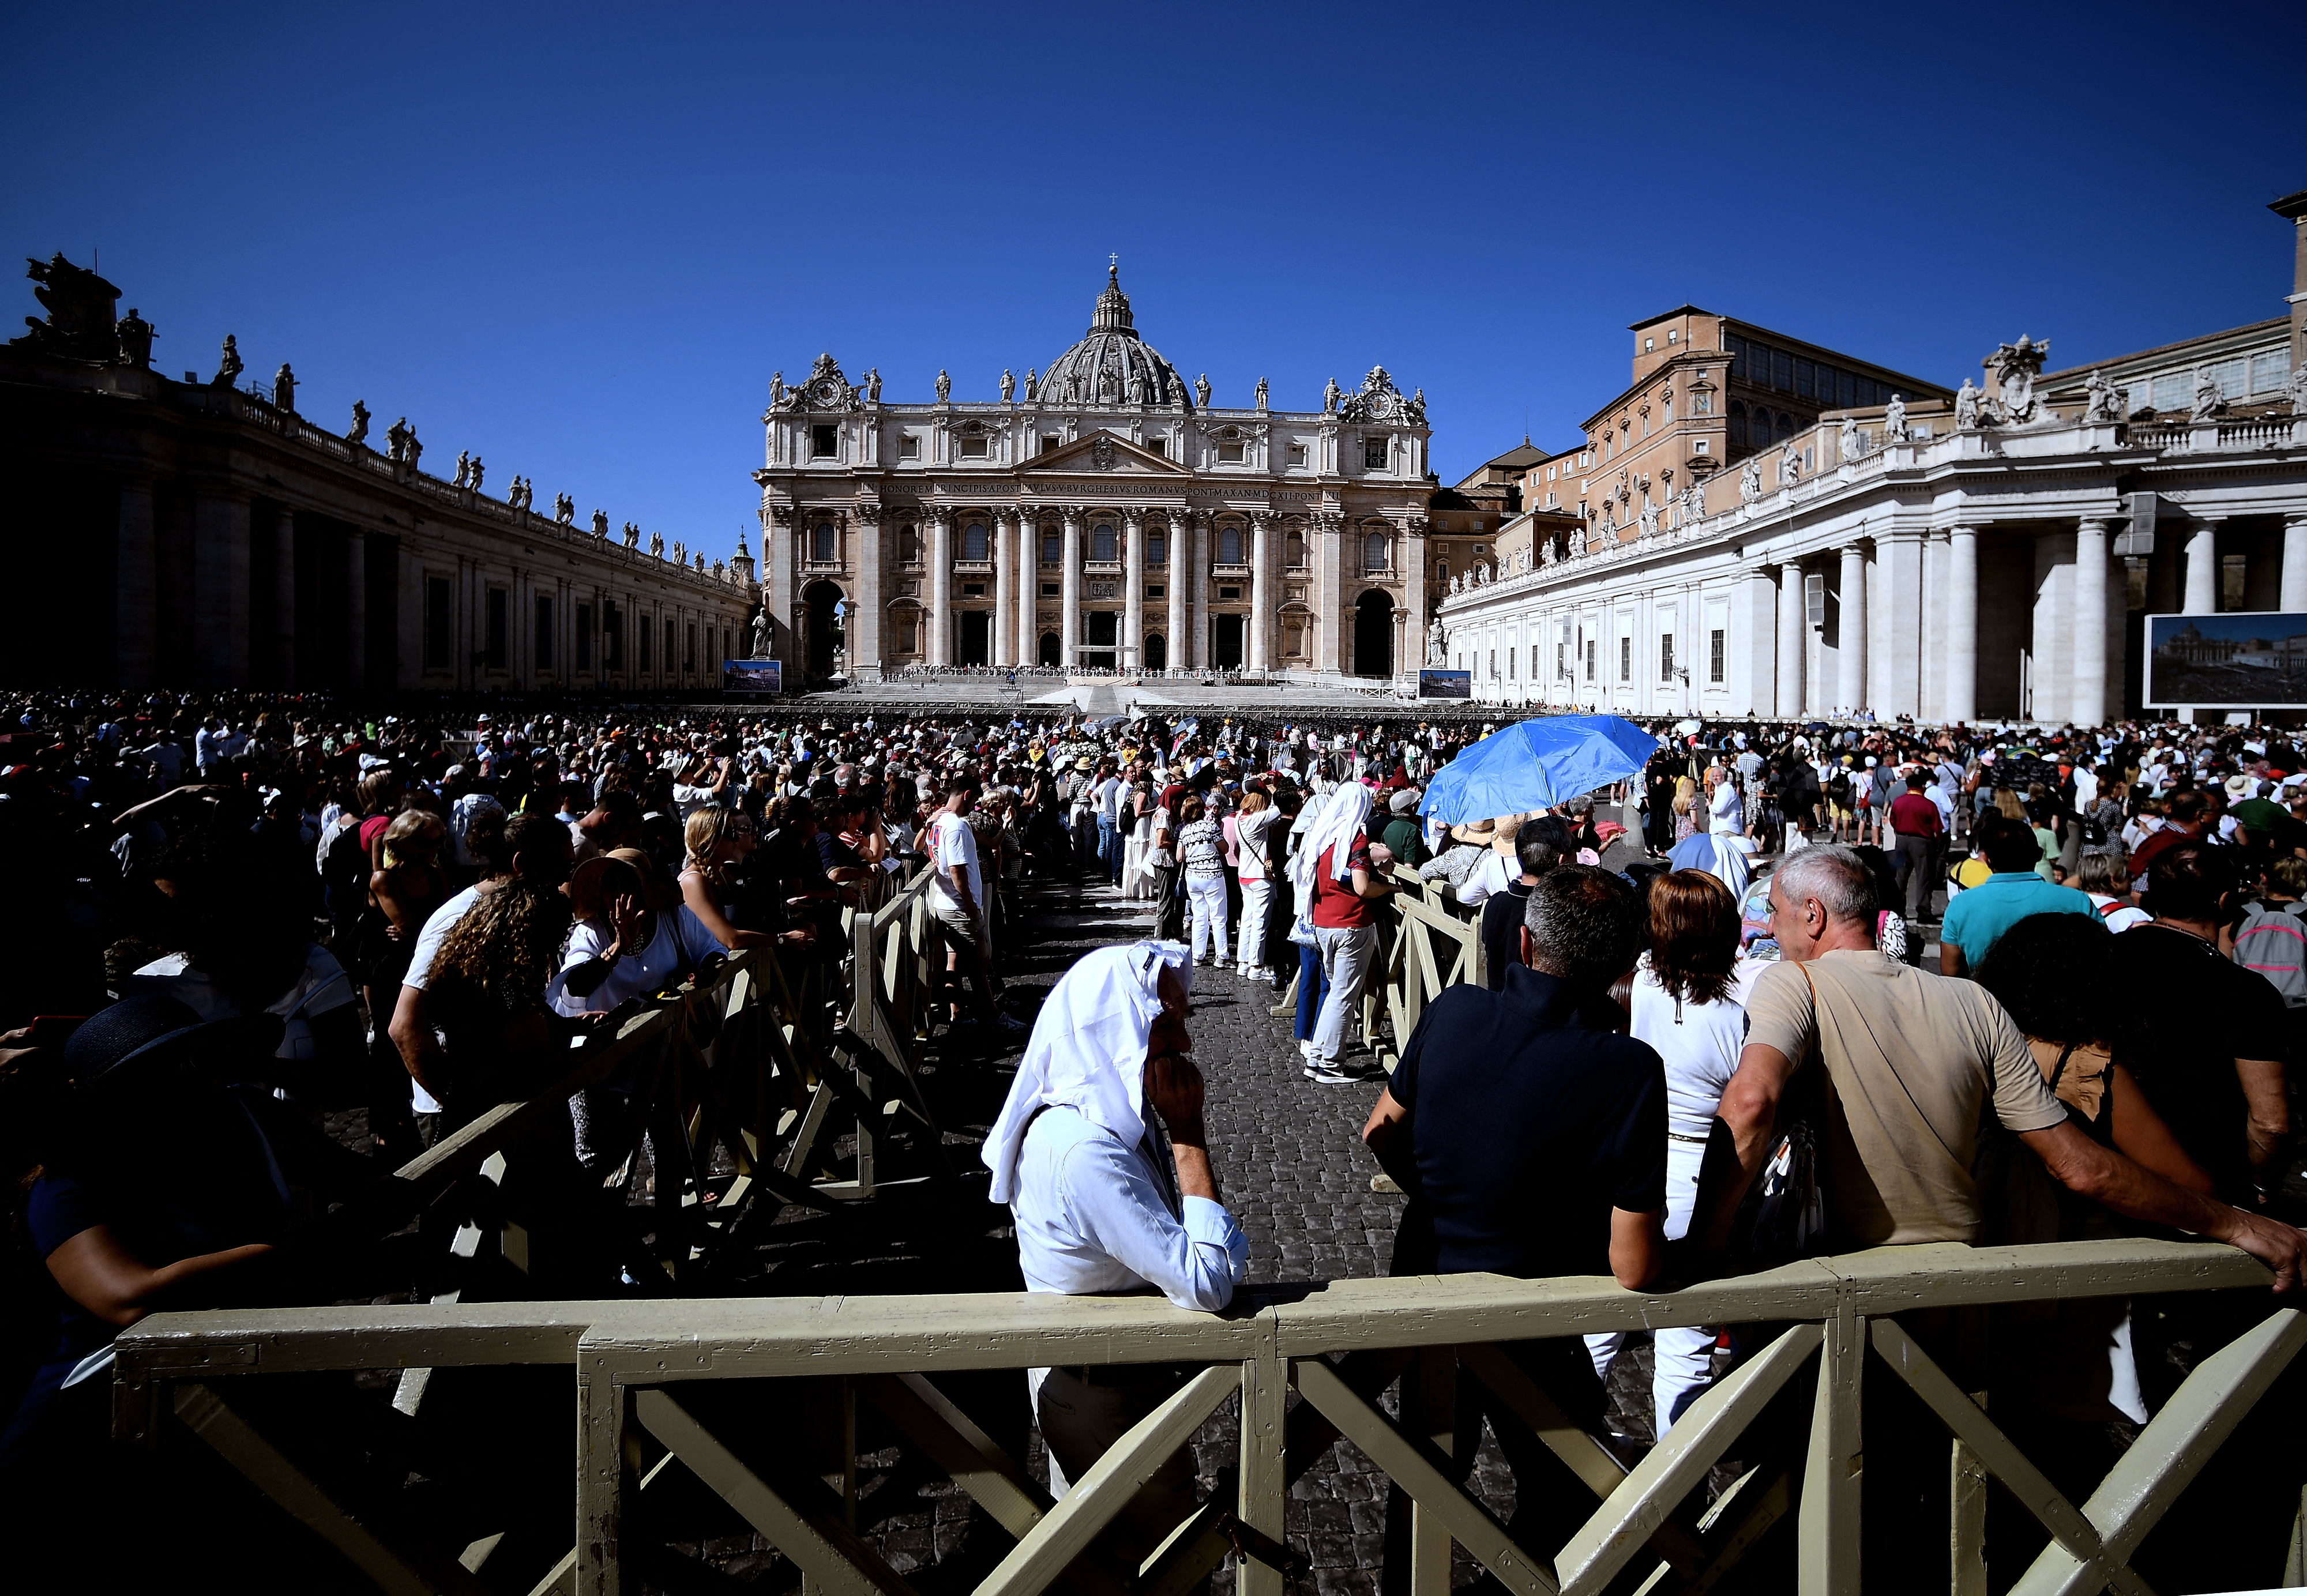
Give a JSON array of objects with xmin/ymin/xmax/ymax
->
[
  {"xmin": 1363, "ymin": 437, "xmax": 1388, "ymax": 469},
  {"xmin": 604, "ymin": 604, "xmax": 622, "ymax": 669},
  {"xmin": 1219, "ymin": 442, "xmax": 1245, "ymax": 464},
  {"xmin": 535, "ymin": 596, "xmax": 554, "ymax": 669},
  {"xmin": 2252, "ymin": 349, "xmax": 2292, "ymax": 393},
  {"xmin": 2206, "ymin": 356, "xmax": 2249, "ymax": 403},
  {"xmin": 961, "ymin": 583, "xmax": 984, "ymax": 597},
  {"xmin": 1859, "ymin": 378, "xmax": 1878, "ymax": 406},
  {"xmin": 1710, "ymin": 628, "xmax": 1725, "ymax": 683},
  {"xmin": 1585, "ymin": 638, "xmax": 1595, "ymax": 680},
  {"xmin": 1219, "ymin": 586, "xmax": 1241, "ymax": 600},
  {"xmin": 1530, "ymin": 644, "xmax": 1538, "ymax": 680},
  {"xmin": 576, "ymin": 602, "xmax": 593, "ymax": 670},
  {"xmin": 2151, "ymin": 372, "xmax": 2188, "ymax": 413},
  {"xmin": 1146, "ymin": 584, "xmax": 1164, "ymax": 598},
  {"xmin": 1838, "ymin": 370, "xmax": 1857, "ymax": 408},
  {"xmin": 1557, "ymin": 641, "xmax": 1566, "ymax": 679},
  {"xmin": 1286, "ymin": 442, "xmax": 1306, "ymax": 465},
  {"xmin": 1805, "ymin": 573, "xmax": 1826, "ymax": 628},
  {"xmin": 423, "ymin": 576, "xmax": 452, "ymax": 669},
  {"xmin": 484, "ymin": 586, "xmax": 507, "ymax": 669},
  {"xmin": 1772, "ymin": 350, "xmax": 1793, "ymax": 391},
  {"xmin": 899, "ymin": 434, "xmax": 919, "ymax": 459},
  {"xmin": 1041, "ymin": 433, "xmax": 1061, "ymax": 454},
  {"xmin": 959, "ymin": 434, "xmax": 988, "ymax": 458},
  {"xmin": 1795, "ymin": 358, "xmax": 1814, "ymax": 399},
  {"xmin": 1619, "ymin": 635, "xmax": 1630, "ymax": 682},
  {"xmin": 637, "ymin": 615, "xmax": 651, "ymax": 672},
  {"xmin": 1144, "ymin": 434, "xmax": 1164, "ymax": 456},
  {"xmin": 1660, "ymin": 634, "xmax": 1675, "ymax": 680},
  {"xmin": 810, "ymin": 424, "xmax": 838, "ymax": 458},
  {"xmin": 1040, "ymin": 582, "xmax": 1059, "ymax": 596},
  {"xmin": 1042, "ymin": 532, "xmax": 1059, "ymax": 564},
  {"xmin": 687, "ymin": 623, "xmax": 697, "ymax": 671}
]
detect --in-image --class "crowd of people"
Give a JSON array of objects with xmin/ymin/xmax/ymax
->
[{"xmin": 7, "ymin": 685, "xmax": 2307, "ymax": 1584}]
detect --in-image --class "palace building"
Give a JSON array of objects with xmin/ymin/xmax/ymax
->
[
  {"xmin": 753, "ymin": 268, "xmax": 1440, "ymax": 684},
  {"xmin": 1433, "ymin": 190, "xmax": 2307, "ymax": 724}
]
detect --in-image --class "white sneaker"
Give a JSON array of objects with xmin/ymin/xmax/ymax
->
[{"xmin": 1299, "ymin": 1038, "xmax": 1315, "ymax": 1058}]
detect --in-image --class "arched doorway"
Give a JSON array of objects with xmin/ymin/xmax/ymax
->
[
  {"xmin": 1038, "ymin": 631, "xmax": 1060, "ymax": 667},
  {"xmin": 1144, "ymin": 633, "xmax": 1166, "ymax": 670},
  {"xmin": 802, "ymin": 580, "xmax": 843, "ymax": 677},
  {"xmin": 1354, "ymin": 589, "xmax": 1394, "ymax": 677}
]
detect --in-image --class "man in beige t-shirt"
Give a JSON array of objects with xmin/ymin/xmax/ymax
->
[{"xmin": 1696, "ymin": 846, "xmax": 2307, "ymax": 1285}]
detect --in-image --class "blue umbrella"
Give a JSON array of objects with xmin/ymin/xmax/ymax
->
[{"xmin": 1418, "ymin": 714, "xmax": 1660, "ymax": 825}]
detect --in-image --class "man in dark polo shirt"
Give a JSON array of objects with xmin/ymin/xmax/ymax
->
[
  {"xmin": 1362, "ymin": 865, "xmax": 1666, "ymax": 1572},
  {"xmin": 1477, "ymin": 816, "xmax": 1570, "ymax": 991}
]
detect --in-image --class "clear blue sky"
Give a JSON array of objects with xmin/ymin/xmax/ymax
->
[{"xmin": 6, "ymin": 2, "xmax": 2301, "ymax": 566}]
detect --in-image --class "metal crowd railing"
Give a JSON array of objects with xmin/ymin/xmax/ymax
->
[{"xmin": 115, "ymin": 1240, "xmax": 2293, "ymax": 1596}]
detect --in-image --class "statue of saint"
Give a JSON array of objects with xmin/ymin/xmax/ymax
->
[
  {"xmin": 769, "ymin": 371, "xmax": 784, "ymax": 407},
  {"xmin": 1839, "ymin": 415, "xmax": 1861, "ymax": 461},
  {"xmin": 1128, "ymin": 369, "xmax": 1147, "ymax": 405},
  {"xmin": 346, "ymin": 400, "xmax": 370, "ymax": 450},
  {"xmin": 1024, "ymin": 367, "xmax": 1039, "ymax": 402},
  {"xmin": 2084, "ymin": 368, "xmax": 2124, "ymax": 423},
  {"xmin": 213, "ymin": 334, "xmax": 242, "ymax": 387},
  {"xmin": 469, "ymin": 456, "xmax": 484, "ymax": 492},
  {"xmin": 554, "ymin": 492, "xmax": 573, "ymax": 526},
  {"xmin": 454, "ymin": 451, "xmax": 472, "ymax": 488},
  {"xmin": 935, "ymin": 368, "xmax": 950, "ymax": 402},
  {"xmin": 1637, "ymin": 498, "xmax": 1659, "ymax": 540},
  {"xmin": 1684, "ymin": 483, "xmax": 1705, "ymax": 524},
  {"xmin": 1739, "ymin": 458, "xmax": 1763, "ymax": 502},
  {"xmin": 751, "ymin": 607, "xmax": 771, "ymax": 659},
  {"xmin": 1254, "ymin": 377, "xmax": 1269, "ymax": 411},
  {"xmin": 673, "ymin": 541, "xmax": 686, "ymax": 566},
  {"xmin": 1779, "ymin": 445, "xmax": 1802, "ymax": 487},
  {"xmin": 273, "ymin": 363, "xmax": 295, "ymax": 413},
  {"xmin": 650, "ymin": 529, "xmax": 664, "ymax": 557},
  {"xmin": 2191, "ymin": 366, "xmax": 2225, "ymax": 421},
  {"xmin": 623, "ymin": 522, "xmax": 639, "ymax": 548},
  {"xmin": 867, "ymin": 368, "xmax": 881, "ymax": 402},
  {"xmin": 592, "ymin": 509, "xmax": 608, "ymax": 538},
  {"xmin": 404, "ymin": 430, "xmax": 422, "ymax": 470},
  {"xmin": 1955, "ymin": 378, "xmax": 1981, "ymax": 428},
  {"xmin": 1427, "ymin": 624, "xmax": 1447, "ymax": 667},
  {"xmin": 1001, "ymin": 368, "xmax": 1015, "ymax": 402},
  {"xmin": 2288, "ymin": 362, "xmax": 2307, "ymax": 416},
  {"xmin": 1066, "ymin": 371, "xmax": 1082, "ymax": 404},
  {"xmin": 1194, "ymin": 373, "xmax": 1212, "ymax": 408},
  {"xmin": 115, "ymin": 307, "xmax": 155, "ymax": 368},
  {"xmin": 1884, "ymin": 392, "xmax": 1907, "ymax": 442},
  {"xmin": 1324, "ymin": 376, "xmax": 1340, "ymax": 413}
]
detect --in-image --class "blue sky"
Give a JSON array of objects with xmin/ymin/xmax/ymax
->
[{"xmin": 6, "ymin": 2, "xmax": 2302, "ymax": 566}]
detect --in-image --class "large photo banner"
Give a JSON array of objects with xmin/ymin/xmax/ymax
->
[
  {"xmin": 2144, "ymin": 612, "xmax": 2307, "ymax": 708},
  {"xmin": 723, "ymin": 659, "xmax": 783, "ymax": 695},
  {"xmin": 1417, "ymin": 669, "xmax": 1472, "ymax": 700}
]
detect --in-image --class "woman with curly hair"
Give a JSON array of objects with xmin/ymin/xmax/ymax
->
[
  {"xmin": 356, "ymin": 810, "xmax": 449, "ymax": 1157},
  {"xmin": 420, "ymin": 877, "xmax": 573, "ymax": 1118}
]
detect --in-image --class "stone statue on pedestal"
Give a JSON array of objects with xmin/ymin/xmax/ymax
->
[
  {"xmin": 469, "ymin": 456, "xmax": 484, "ymax": 491},
  {"xmin": 623, "ymin": 521, "xmax": 639, "ymax": 548},
  {"xmin": 1884, "ymin": 393, "xmax": 1907, "ymax": 442},
  {"xmin": 1194, "ymin": 373, "xmax": 1211, "ymax": 408},
  {"xmin": 1839, "ymin": 415, "xmax": 1861, "ymax": 461},
  {"xmin": 1024, "ymin": 367, "xmax": 1039, "ymax": 402},
  {"xmin": 405, "ymin": 430, "xmax": 423, "ymax": 470},
  {"xmin": 213, "ymin": 334, "xmax": 242, "ymax": 387},
  {"xmin": 592, "ymin": 509, "xmax": 608, "ymax": 538},
  {"xmin": 2288, "ymin": 363, "xmax": 2307, "ymax": 415},
  {"xmin": 115, "ymin": 307, "xmax": 154, "ymax": 368},
  {"xmin": 1739, "ymin": 458, "xmax": 1763, "ymax": 502},
  {"xmin": 673, "ymin": 541, "xmax": 686, "ymax": 565},
  {"xmin": 1955, "ymin": 378, "xmax": 1981, "ymax": 428},
  {"xmin": 752, "ymin": 606, "xmax": 771, "ymax": 659},
  {"xmin": 1779, "ymin": 445, "xmax": 1802, "ymax": 487},
  {"xmin": 1128, "ymin": 369, "xmax": 1147, "ymax": 405},
  {"xmin": 1428, "ymin": 624, "xmax": 1447, "ymax": 667},
  {"xmin": 347, "ymin": 400, "xmax": 370, "ymax": 450},
  {"xmin": 2084, "ymin": 368, "xmax": 2124, "ymax": 423},
  {"xmin": 1683, "ymin": 483, "xmax": 1705, "ymax": 524},
  {"xmin": 1001, "ymin": 368, "xmax": 1015, "ymax": 402},
  {"xmin": 649, "ymin": 529, "xmax": 664, "ymax": 556},
  {"xmin": 1254, "ymin": 377, "xmax": 1269, "ymax": 411},
  {"xmin": 454, "ymin": 451, "xmax": 472, "ymax": 488},
  {"xmin": 1324, "ymin": 376, "xmax": 1340, "ymax": 413},
  {"xmin": 867, "ymin": 368, "xmax": 881, "ymax": 402},
  {"xmin": 935, "ymin": 369, "xmax": 950, "ymax": 402},
  {"xmin": 769, "ymin": 371, "xmax": 784, "ymax": 406},
  {"xmin": 2191, "ymin": 366, "xmax": 2225, "ymax": 421},
  {"xmin": 1637, "ymin": 497, "xmax": 1659, "ymax": 540},
  {"xmin": 273, "ymin": 363, "xmax": 295, "ymax": 412},
  {"xmin": 554, "ymin": 492, "xmax": 574, "ymax": 526}
]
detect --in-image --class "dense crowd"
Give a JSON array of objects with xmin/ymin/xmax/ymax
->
[{"xmin": 7, "ymin": 686, "xmax": 2307, "ymax": 1586}]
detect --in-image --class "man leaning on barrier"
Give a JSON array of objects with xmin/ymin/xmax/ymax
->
[{"xmin": 983, "ymin": 940, "xmax": 1248, "ymax": 1571}]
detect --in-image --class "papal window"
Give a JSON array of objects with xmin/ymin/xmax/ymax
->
[
  {"xmin": 1218, "ymin": 525, "xmax": 1242, "ymax": 564},
  {"xmin": 1092, "ymin": 524, "xmax": 1118, "ymax": 562},
  {"xmin": 811, "ymin": 522, "xmax": 836, "ymax": 561},
  {"xmin": 963, "ymin": 522, "xmax": 989, "ymax": 562}
]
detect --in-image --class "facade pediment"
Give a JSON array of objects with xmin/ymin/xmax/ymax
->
[{"xmin": 1020, "ymin": 429, "xmax": 1190, "ymax": 477}]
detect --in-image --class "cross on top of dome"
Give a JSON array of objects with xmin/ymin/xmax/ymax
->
[{"xmin": 1090, "ymin": 259, "xmax": 1133, "ymax": 334}]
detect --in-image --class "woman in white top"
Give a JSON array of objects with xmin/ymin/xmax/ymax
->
[
  {"xmin": 1233, "ymin": 791, "xmax": 1277, "ymax": 983},
  {"xmin": 1122, "ymin": 777, "xmax": 1158, "ymax": 899},
  {"xmin": 1586, "ymin": 868, "xmax": 1749, "ymax": 1440}
]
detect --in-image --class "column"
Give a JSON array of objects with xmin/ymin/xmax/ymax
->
[
  {"xmin": 1400, "ymin": 518, "xmax": 1427, "ymax": 683},
  {"xmin": 1019, "ymin": 511, "xmax": 1039, "ymax": 667},
  {"xmin": 854, "ymin": 506, "xmax": 884, "ymax": 678},
  {"xmin": 927, "ymin": 510, "xmax": 951, "ymax": 666},
  {"xmin": 2073, "ymin": 519, "xmax": 2110, "ymax": 728},
  {"xmin": 1123, "ymin": 509, "xmax": 1145, "ymax": 670},
  {"xmin": 2182, "ymin": 522, "xmax": 2218, "ymax": 613},
  {"xmin": 1945, "ymin": 526, "xmax": 1978, "ymax": 724},
  {"xmin": 1880, "ymin": 531, "xmax": 1925, "ymax": 720},
  {"xmin": 116, "ymin": 479, "xmax": 155, "ymax": 690},
  {"xmin": 767, "ymin": 507, "xmax": 794, "ymax": 662},
  {"xmin": 1836, "ymin": 543, "xmax": 1866, "ymax": 715},
  {"xmin": 1739, "ymin": 569, "xmax": 1777, "ymax": 713},
  {"xmin": 1189, "ymin": 511, "xmax": 1210, "ymax": 669},
  {"xmin": 345, "ymin": 528, "xmax": 367, "ymax": 688},
  {"xmin": 2281, "ymin": 514, "xmax": 2307, "ymax": 612},
  {"xmin": 1775, "ymin": 561, "xmax": 1805, "ymax": 717},
  {"xmin": 1059, "ymin": 507, "xmax": 1082, "ymax": 668},
  {"xmin": 273, "ymin": 506, "xmax": 296, "ymax": 686},
  {"xmin": 1164, "ymin": 512, "xmax": 1188, "ymax": 671},
  {"xmin": 993, "ymin": 511, "xmax": 1015, "ymax": 667},
  {"xmin": 1249, "ymin": 511, "xmax": 1273, "ymax": 672},
  {"xmin": 193, "ymin": 489, "xmax": 251, "ymax": 686},
  {"xmin": 1314, "ymin": 515, "xmax": 1344, "ymax": 675}
]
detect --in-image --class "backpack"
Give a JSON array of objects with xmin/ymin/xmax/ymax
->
[
  {"xmin": 1827, "ymin": 770, "xmax": 1853, "ymax": 805},
  {"xmin": 2234, "ymin": 905, "xmax": 2307, "ymax": 1008},
  {"xmin": 320, "ymin": 818, "xmax": 371, "ymax": 893}
]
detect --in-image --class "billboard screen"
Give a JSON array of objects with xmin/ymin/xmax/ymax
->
[
  {"xmin": 2143, "ymin": 612, "xmax": 2307, "ymax": 708},
  {"xmin": 1417, "ymin": 669, "xmax": 1472, "ymax": 701},
  {"xmin": 723, "ymin": 659, "xmax": 783, "ymax": 695}
]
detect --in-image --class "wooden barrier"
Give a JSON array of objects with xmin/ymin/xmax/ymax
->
[{"xmin": 114, "ymin": 1239, "xmax": 2296, "ymax": 1596}]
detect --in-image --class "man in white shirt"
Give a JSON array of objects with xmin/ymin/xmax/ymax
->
[
  {"xmin": 984, "ymin": 941, "xmax": 1246, "ymax": 1568},
  {"xmin": 927, "ymin": 776, "xmax": 1020, "ymax": 1032}
]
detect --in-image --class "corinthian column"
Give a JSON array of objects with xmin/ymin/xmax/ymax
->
[
  {"xmin": 1249, "ymin": 510, "xmax": 1276, "ymax": 672},
  {"xmin": 1945, "ymin": 526, "xmax": 1978, "ymax": 723},
  {"xmin": 1123, "ymin": 508, "xmax": 1146, "ymax": 670},
  {"xmin": 927, "ymin": 509, "xmax": 951, "ymax": 666},
  {"xmin": 993, "ymin": 510, "xmax": 1015, "ymax": 666},
  {"xmin": 1020, "ymin": 512, "xmax": 1040, "ymax": 666},
  {"xmin": 2073, "ymin": 518, "xmax": 2109, "ymax": 727},
  {"xmin": 1060, "ymin": 506, "xmax": 1082, "ymax": 669},
  {"xmin": 853, "ymin": 504, "xmax": 885, "ymax": 677},
  {"xmin": 1164, "ymin": 512, "xmax": 1188, "ymax": 670},
  {"xmin": 1836, "ymin": 543, "xmax": 1865, "ymax": 714},
  {"xmin": 1776, "ymin": 560, "xmax": 1805, "ymax": 717}
]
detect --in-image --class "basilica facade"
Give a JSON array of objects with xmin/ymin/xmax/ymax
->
[{"xmin": 753, "ymin": 268, "xmax": 1439, "ymax": 683}]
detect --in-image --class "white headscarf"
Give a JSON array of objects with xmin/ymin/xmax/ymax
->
[
  {"xmin": 1293, "ymin": 780, "xmax": 1374, "ymax": 894},
  {"xmin": 983, "ymin": 940, "xmax": 1192, "ymax": 1204}
]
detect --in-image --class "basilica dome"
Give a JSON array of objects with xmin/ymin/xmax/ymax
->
[{"xmin": 1034, "ymin": 265, "xmax": 1189, "ymax": 409}]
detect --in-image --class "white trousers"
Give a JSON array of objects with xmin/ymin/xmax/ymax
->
[
  {"xmin": 1310, "ymin": 924, "xmax": 1377, "ymax": 1064},
  {"xmin": 1237, "ymin": 877, "xmax": 1272, "ymax": 968},
  {"xmin": 1587, "ymin": 1138, "xmax": 1723, "ymax": 1438},
  {"xmin": 1186, "ymin": 872, "xmax": 1230, "ymax": 961}
]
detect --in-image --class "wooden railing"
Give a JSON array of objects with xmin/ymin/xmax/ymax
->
[{"xmin": 113, "ymin": 1239, "xmax": 2295, "ymax": 1596}]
